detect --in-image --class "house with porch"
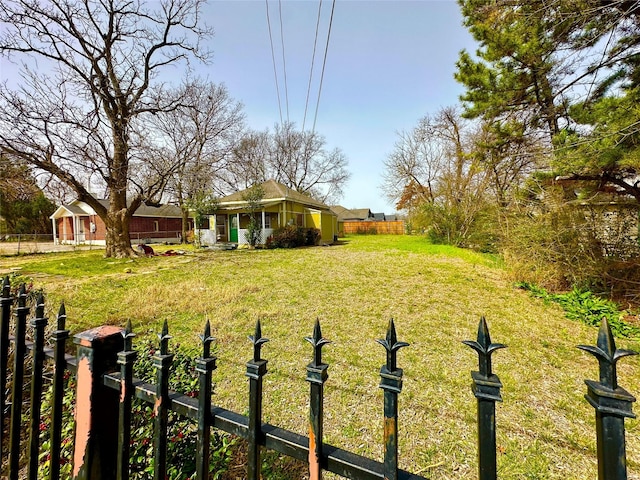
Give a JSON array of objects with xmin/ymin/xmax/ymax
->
[
  {"xmin": 198, "ymin": 180, "xmax": 338, "ymax": 246},
  {"xmin": 50, "ymin": 199, "xmax": 184, "ymax": 245}
]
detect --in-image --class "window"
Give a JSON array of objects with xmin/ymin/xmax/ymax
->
[
  {"xmin": 198, "ymin": 217, "xmax": 210, "ymax": 229},
  {"xmin": 153, "ymin": 220, "xmax": 159, "ymax": 232},
  {"xmin": 295, "ymin": 213, "xmax": 303, "ymax": 227},
  {"xmin": 264, "ymin": 213, "xmax": 271, "ymax": 229}
]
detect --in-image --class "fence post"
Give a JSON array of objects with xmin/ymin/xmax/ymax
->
[
  {"xmin": 117, "ymin": 320, "xmax": 137, "ymax": 480},
  {"xmin": 27, "ymin": 293, "xmax": 48, "ymax": 480},
  {"xmin": 153, "ymin": 320, "xmax": 173, "ymax": 480},
  {"xmin": 305, "ymin": 319, "xmax": 331, "ymax": 480},
  {"xmin": 578, "ymin": 318, "xmax": 637, "ymax": 480},
  {"xmin": 377, "ymin": 319, "xmax": 409, "ymax": 480},
  {"xmin": 9, "ymin": 284, "xmax": 29, "ymax": 480},
  {"xmin": 72, "ymin": 325, "xmax": 124, "ymax": 480},
  {"xmin": 50, "ymin": 303, "xmax": 70, "ymax": 480},
  {"xmin": 0, "ymin": 276, "xmax": 13, "ymax": 465},
  {"xmin": 246, "ymin": 320, "xmax": 268, "ymax": 480},
  {"xmin": 463, "ymin": 317, "xmax": 506, "ymax": 480},
  {"xmin": 196, "ymin": 320, "xmax": 216, "ymax": 480}
]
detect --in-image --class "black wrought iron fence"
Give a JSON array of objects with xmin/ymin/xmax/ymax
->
[{"xmin": 0, "ymin": 276, "xmax": 637, "ymax": 480}]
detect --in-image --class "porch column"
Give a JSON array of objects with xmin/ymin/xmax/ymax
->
[
  {"xmin": 236, "ymin": 213, "xmax": 240, "ymax": 244},
  {"xmin": 74, "ymin": 216, "xmax": 80, "ymax": 245},
  {"xmin": 52, "ymin": 217, "xmax": 58, "ymax": 244},
  {"xmin": 261, "ymin": 210, "xmax": 266, "ymax": 243}
]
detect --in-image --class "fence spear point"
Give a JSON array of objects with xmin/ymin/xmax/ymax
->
[
  {"xmin": 463, "ymin": 317, "xmax": 506, "ymax": 378},
  {"xmin": 57, "ymin": 302, "xmax": 67, "ymax": 330},
  {"xmin": 199, "ymin": 319, "xmax": 215, "ymax": 358},
  {"xmin": 376, "ymin": 318, "xmax": 409, "ymax": 372},
  {"xmin": 122, "ymin": 319, "xmax": 136, "ymax": 351},
  {"xmin": 17, "ymin": 283, "xmax": 27, "ymax": 307},
  {"xmin": 35, "ymin": 291, "xmax": 45, "ymax": 314},
  {"xmin": 2, "ymin": 275, "xmax": 9, "ymax": 297},
  {"xmin": 158, "ymin": 319, "xmax": 172, "ymax": 355},
  {"xmin": 578, "ymin": 317, "xmax": 637, "ymax": 390},
  {"xmin": 248, "ymin": 319, "xmax": 269, "ymax": 361},
  {"xmin": 305, "ymin": 318, "xmax": 331, "ymax": 367}
]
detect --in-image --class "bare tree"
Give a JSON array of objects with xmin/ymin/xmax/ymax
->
[
  {"xmin": 152, "ymin": 79, "xmax": 245, "ymax": 241},
  {"xmin": 228, "ymin": 122, "xmax": 350, "ymax": 204},
  {"xmin": 0, "ymin": 0, "xmax": 211, "ymax": 257},
  {"xmin": 383, "ymin": 107, "xmax": 493, "ymax": 244},
  {"xmin": 223, "ymin": 130, "xmax": 271, "ymax": 191}
]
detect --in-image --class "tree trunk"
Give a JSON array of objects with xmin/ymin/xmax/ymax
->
[
  {"xmin": 104, "ymin": 204, "xmax": 137, "ymax": 258},
  {"xmin": 181, "ymin": 206, "xmax": 189, "ymax": 244}
]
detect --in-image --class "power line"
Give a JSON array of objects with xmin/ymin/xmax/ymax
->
[
  {"xmin": 312, "ymin": 0, "xmax": 336, "ymax": 134},
  {"xmin": 265, "ymin": 0, "xmax": 283, "ymax": 124},
  {"xmin": 278, "ymin": 0, "xmax": 290, "ymax": 123},
  {"xmin": 302, "ymin": 0, "xmax": 323, "ymax": 133}
]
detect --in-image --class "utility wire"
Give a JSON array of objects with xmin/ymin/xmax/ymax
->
[
  {"xmin": 265, "ymin": 0, "xmax": 283, "ymax": 124},
  {"xmin": 312, "ymin": 0, "xmax": 336, "ymax": 134},
  {"xmin": 278, "ymin": 0, "xmax": 290, "ymax": 123},
  {"xmin": 302, "ymin": 0, "xmax": 323, "ymax": 133}
]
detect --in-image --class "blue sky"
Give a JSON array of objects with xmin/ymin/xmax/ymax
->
[{"xmin": 199, "ymin": 0, "xmax": 478, "ymax": 213}]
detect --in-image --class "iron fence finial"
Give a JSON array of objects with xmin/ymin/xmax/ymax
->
[
  {"xmin": 248, "ymin": 319, "xmax": 269, "ymax": 362},
  {"xmin": 463, "ymin": 316, "xmax": 506, "ymax": 378},
  {"xmin": 2, "ymin": 276, "xmax": 9, "ymax": 298},
  {"xmin": 17, "ymin": 284, "xmax": 26, "ymax": 308},
  {"xmin": 199, "ymin": 319, "xmax": 215, "ymax": 359},
  {"xmin": 158, "ymin": 319, "xmax": 172, "ymax": 355},
  {"xmin": 376, "ymin": 318, "xmax": 409, "ymax": 372},
  {"xmin": 35, "ymin": 292, "xmax": 45, "ymax": 319},
  {"xmin": 578, "ymin": 317, "xmax": 638, "ymax": 390},
  {"xmin": 57, "ymin": 303, "xmax": 67, "ymax": 331},
  {"xmin": 122, "ymin": 319, "xmax": 135, "ymax": 352},
  {"xmin": 305, "ymin": 318, "xmax": 331, "ymax": 367}
]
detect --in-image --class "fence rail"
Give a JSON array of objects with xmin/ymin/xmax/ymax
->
[{"xmin": 0, "ymin": 277, "xmax": 637, "ymax": 480}]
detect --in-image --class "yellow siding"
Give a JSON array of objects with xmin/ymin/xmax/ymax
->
[
  {"xmin": 307, "ymin": 211, "xmax": 321, "ymax": 229},
  {"xmin": 320, "ymin": 212, "xmax": 336, "ymax": 243}
]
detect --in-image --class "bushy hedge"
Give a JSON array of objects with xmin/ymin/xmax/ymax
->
[{"xmin": 266, "ymin": 226, "xmax": 321, "ymax": 248}]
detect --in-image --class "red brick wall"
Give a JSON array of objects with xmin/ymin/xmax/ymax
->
[
  {"xmin": 56, "ymin": 214, "xmax": 182, "ymax": 242},
  {"xmin": 129, "ymin": 217, "xmax": 182, "ymax": 240},
  {"xmin": 57, "ymin": 217, "xmax": 75, "ymax": 242}
]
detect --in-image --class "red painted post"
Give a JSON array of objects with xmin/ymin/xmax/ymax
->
[{"xmin": 72, "ymin": 326, "xmax": 124, "ymax": 480}]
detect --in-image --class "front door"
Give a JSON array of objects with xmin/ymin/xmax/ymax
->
[{"xmin": 230, "ymin": 215, "xmax": 238, "ymax": 243}]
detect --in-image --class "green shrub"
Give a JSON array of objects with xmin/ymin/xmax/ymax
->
[
  {"xmin": 304, "ymin": 227, "xmax": 321, "ymax": 246},
  {"xmin": 266, "ymin": 226, "xmax": 320, "ymax": 248},
  {"xmin": 245, "ymin": 216, "xmax": 262, "ymax": 247},
  {"xmin": 517, "ymin": 282, "xmax": 640, "ymax": 338}
]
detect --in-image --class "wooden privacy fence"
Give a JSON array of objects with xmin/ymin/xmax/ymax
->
[
  {"xmin": 0, "ymin": 277, "xmax": 637, "ymax": 480},
  {"xmin": 342, "ymin": 221, "xmax": 405, "ymax": 235}
]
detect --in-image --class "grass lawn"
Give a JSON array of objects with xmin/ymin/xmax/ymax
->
[{"xmin": 1, "ymin": 235, "xmax": 639, "ymax": 479}]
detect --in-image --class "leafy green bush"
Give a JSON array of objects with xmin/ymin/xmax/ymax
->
[
  {"xmin": 266, "ymin": 226, "xmax": 320, "ymax": 248},
  {"xmin": 517, "ymin": 282, "xmax": 640, "ymax": 338},
  {"xmin": 38, "ymin": 341, "xmax": 235, "ymax": 479},
  {"xmin": 244, "ymin": 216, "xmax": 262, "ymax": 247},
  {"xmin": 304, "ymin": 227, "xmax": 321, "ymax": 246}
]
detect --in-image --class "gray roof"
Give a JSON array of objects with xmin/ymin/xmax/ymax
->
[
  {"xmin": 52, "ymin": 199, "xmax": 182, "ymax": 219},
  {"xmin": 100, "ymin": 199, "xmax": 182, "ymax": 218},
  {"xmin": 331, "ymin": 207, "xmax": 373, "ymax": 221}
]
